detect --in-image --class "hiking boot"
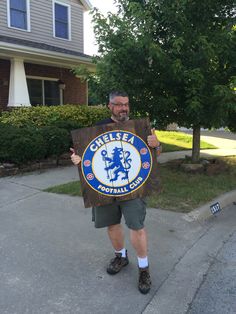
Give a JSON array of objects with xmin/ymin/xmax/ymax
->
[
  {"xmin": 138, "ymin": 266, "xmax": 151, "ymax": 294},
  {"xmin": 106, "ymin": 251, "xmax": 129, "ymax": 275}
]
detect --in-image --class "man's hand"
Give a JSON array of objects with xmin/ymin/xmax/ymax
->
[
  {"xmin": 147, "ymin": 128, "xmax": 160, "ymax": 148},
  {"xmin": 70, "ymin": 148, "xmax": 81, "ymax": 165}
]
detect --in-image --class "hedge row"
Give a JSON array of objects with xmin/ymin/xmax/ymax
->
[
  {"xmin": 0, "ymin": 124, "xmax": 71, "ymax": 164},
  {"xmin": 0, "ymin": 105, "xmax": 110, "ymax": 164},
  {"xmin": 0, "ymin": 104, "xmax": 110, "ymax": 129}
]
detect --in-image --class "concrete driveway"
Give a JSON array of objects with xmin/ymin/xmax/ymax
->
[{"xmin": 0, "ymin": 167, "xmax": 236, "ymax": 314}]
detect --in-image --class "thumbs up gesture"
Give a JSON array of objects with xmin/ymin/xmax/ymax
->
[
  {"xmin": 70, "ymin": 148, "xmax": 81, "ymax": 165},
  {"xmin": 147, "ymin": 128, "xmax": 161, "ymax": 149}
]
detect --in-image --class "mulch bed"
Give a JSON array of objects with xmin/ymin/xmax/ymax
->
[{"xmin": 0, "ymin": 153, "xmax": 72, "ymax": 177}]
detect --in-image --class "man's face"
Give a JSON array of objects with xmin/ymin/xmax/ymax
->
[{"xmin": 108, "ymin": 96, "xmax": 130, "ymax": 122}]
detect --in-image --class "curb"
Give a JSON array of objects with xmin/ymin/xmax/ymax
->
[
  {"xmin": 143, "ymin": 204, "xmax": 236, "ymax": 314},
  {"xmin": 183, "ymin": 189, "xmax": 236, "ymax": 222}
]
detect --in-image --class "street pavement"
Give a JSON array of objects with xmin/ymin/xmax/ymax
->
[
  {"xmin": 0, "ymin": 131, "xmax": 235, "ymax": 314},
  {"xmin": 188, "ymin": 230, "xmax": 236, "ymax": 314}
]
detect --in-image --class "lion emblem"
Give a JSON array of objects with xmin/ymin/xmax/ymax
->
[{"xmin": 101, "ymin": 147, "xmax": 132, "ymax": 182}]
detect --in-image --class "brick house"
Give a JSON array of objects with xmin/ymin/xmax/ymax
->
[{"xmin": 0, "ymin": 0, "xmax": 94, "ymax": 110}]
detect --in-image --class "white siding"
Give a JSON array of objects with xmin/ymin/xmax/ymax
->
[{"xmin": 0, "ymin": 0, "xmax": 84, "ymax": 53}]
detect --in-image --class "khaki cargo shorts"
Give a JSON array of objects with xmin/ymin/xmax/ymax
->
[{"xmin": 92, "ymin": 198, "xmax": 146, "ymax": 230}]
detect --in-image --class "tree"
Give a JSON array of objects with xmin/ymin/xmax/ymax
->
[{"xmin": 91, "ymin": 0, "xmax": 236, "ymax": 162}]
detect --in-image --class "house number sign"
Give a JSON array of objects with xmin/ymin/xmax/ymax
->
[{"xmin": 81, "ymin": 130, "xmax": 153, "ymax": 197}]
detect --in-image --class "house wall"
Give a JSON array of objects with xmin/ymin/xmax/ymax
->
[
  {"xmin": 25, "ymin": 63, "xmax": 87, "ymax": 105},
  {"xmin": 0, "ymin": 0, "xmax": 84, "ymax": 53},
  {"xmin": 0, "ymin": 59, "xmax": 10, "ymax": 110},
  {"xmin": 0, "ymin": 59, "xmax": 87, "ymax": 109}
]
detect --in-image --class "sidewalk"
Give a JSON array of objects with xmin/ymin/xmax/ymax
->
[
  {"xmin": 158, "ymin": 148, "xmax": 236, "ymax": 163},
  {"xmin": 0, "ymin": 132, "xmax": 235, "ymax": 313},
  {"xmin": 158, "ymin": 131, "xmax": 236, "ymax": 163},
  {"xmin": 158, "ymin": 129, "xmax": 236, "ymax": 163}
]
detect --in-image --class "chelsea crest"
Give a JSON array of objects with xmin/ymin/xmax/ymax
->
[{"xmin": 81, "ymin": 130, "xmax": 153, "ymax": 197}]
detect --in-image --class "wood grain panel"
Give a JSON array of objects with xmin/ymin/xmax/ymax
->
[{"xmin": 71, "ymin": 118, "xmax": 160, "ymax": 208}]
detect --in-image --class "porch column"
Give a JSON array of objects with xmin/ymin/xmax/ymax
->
[{"xmin": 8, "ymin": 58, "xmax": 31, "ymax": 107}]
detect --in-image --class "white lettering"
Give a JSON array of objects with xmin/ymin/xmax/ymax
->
[
  {"xmin": 97, "ymin": 184, "xmax": 129, "ymax": 194},
  {"xmin": 116, "ymin": 132, "xmax": 122, "ymax": 140},
  {"xmin": 103, "ymin": 134, "xmax": 109, "ymax": 143},
  {"xmin": 90, "ymin": 144, "xmax": 98, "ymax": 152},
  {"xmin": 122, "ymin": 133, "xmax": 128, "ymax": 141},
  {"xmin": 90, "ymin": 132, "xmax": 136, "ymax": 153},
  {"xmin": 95, "ymin": 138, "xmax": 104, "ymax": 147},
  {"xmin": 109, "ymin": 133, "xmax": 115, "ymax": 141},
  {"xmin": 130, "ymin": 177, "xmax": 143, "ymax": 189},
  {"xmin": 127, "ymin": 136, "xmax": 134, "ymax": 144}
]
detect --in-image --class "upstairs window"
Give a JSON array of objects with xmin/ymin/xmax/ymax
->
[
  {"xmin": 7, "ymin": 0, "xmax": 30, "ymax": 31},
  {"xmin": 53, "ymin": 1, "xmax": 71, "ymax": 40}
]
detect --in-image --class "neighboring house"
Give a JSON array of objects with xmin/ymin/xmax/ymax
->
[{"xmin": 0, "ymin": 0, "xmax": 94, "ymax": 110}]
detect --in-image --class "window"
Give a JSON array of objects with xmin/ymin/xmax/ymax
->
[
  {"xmin": 27, "ymin": 78, "xmax": 61, "ymax": 106},
  {"xmin": 53, "ymin": 1, "xmax": 71, "ymax": 40},
  {"xmin": 7, "ymin": 0, "xmax": 30, "ymax": 31}
]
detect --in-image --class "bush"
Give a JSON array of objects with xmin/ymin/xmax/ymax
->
[
  {"xmin": 0, "ymin": 105, "xmax": 110, "ymax": 129},
  {"xmin": 38, "ymin": 126, "xmax": 71, "ymax": 158},
  {"xmin": 0, "ymin": 105, "xmax": 111, "ymax": 165},
  {"xmin": 0, "ymin": 124, "xmax": 46, "ymax": 164},
  {"xmin": 0, "ymin": 124, "xmax": 73, "ymax": 164}
]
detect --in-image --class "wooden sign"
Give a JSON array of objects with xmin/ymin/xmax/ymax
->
[{"xmin": 71, "ymin": 118, "xmax": 159, "ymax": 208}]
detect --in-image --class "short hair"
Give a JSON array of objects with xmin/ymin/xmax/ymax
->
[{"xmin": 109, "ymin": 91, "xmax": 129, "ymax": 102}]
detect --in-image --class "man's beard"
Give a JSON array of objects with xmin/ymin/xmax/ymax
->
[{"xmin": 112, "ymin": 111, "xmax": 129, "ymax": 122}]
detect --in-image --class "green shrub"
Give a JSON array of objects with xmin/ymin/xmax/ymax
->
[
  {"xmin": 38, "ymin": 126, "xmax": 71, "ymax": 158},
  {"xmin": 0, "ymin": 124, "xmax": 46, "ymax": 164},
  {"xmin": 49, "ymin": 120, "xmax": 81, "ymax": 131},
  {"xmin": 0, "ymin": 105, "xmax": 110, "ymax": 129},
  {"xmin": 0, "ymin": 124, "xmax": 73, "ymax": 164},
  {"xmin": 0, "ymin": 105, "xmax": 111, "ymax": 165}
]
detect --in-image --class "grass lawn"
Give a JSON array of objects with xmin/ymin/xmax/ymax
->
[
  {"xmin": 156, "ymin": 131, "xmax": 217, "ymax": 152},
  {"xmin": 45, "ymin": 181, "xmax": 82, "ymax": 196},
  {"xmin": 44, "ymin": 156, "xmax": 236, "ymax": 213},
  {"xmin": 148, "ymin": 156, "xmax": 236, "ymax": 212}
]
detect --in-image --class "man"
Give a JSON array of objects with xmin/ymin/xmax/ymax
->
[{"xmin": 71, "ymin": 91, "xmax": 161, "ymax": 294}]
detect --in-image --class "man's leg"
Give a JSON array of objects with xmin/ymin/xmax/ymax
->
[
  {"xmin": 106, "ymin": 224, "xmax": 129, "ymax": 274},
  {"xmin": 93, "ymin": 204, "xmax": 128, "ymax": 275},
  {"xmin": 130, "ymin": 227, "xmax": 151, "ymax": 294},
  {"xmin": 107, "ymin": 224, "xmax": 125, "ymax": 251},
  {"xmin": 121, "ymin": 198, "xmax": 151, "ymax": 293},
  {"xmin": 130, "ymin": 227, "xmax": 147, "ymax": 258}
]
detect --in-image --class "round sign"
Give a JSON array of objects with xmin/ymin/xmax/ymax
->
[{"xmin": 82, "ymin": 130, "xmax": 152, "ymax": 196}]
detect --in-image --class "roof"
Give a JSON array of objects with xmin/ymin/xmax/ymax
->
[
  {"xmin": 0, "ymin": 35, "xmax": 92, "ymax": 60},
  {"xmin": 80, "ymin": 0, "xmax": 92, "ymax": 11}
]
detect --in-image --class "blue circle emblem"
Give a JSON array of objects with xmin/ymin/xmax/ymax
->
[{"xmin": 82, "ymin": 130, "xmax": 152, "ymax": 196}]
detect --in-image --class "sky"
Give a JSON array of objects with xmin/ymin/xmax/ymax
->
[{"xmin": 84, "ymin": 0, "xmax": 117, "ymax": 55}]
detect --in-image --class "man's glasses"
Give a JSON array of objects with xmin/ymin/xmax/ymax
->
[{"xmin": 111, "ymin": 102, "xmax": 129, "ymax": 108}]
